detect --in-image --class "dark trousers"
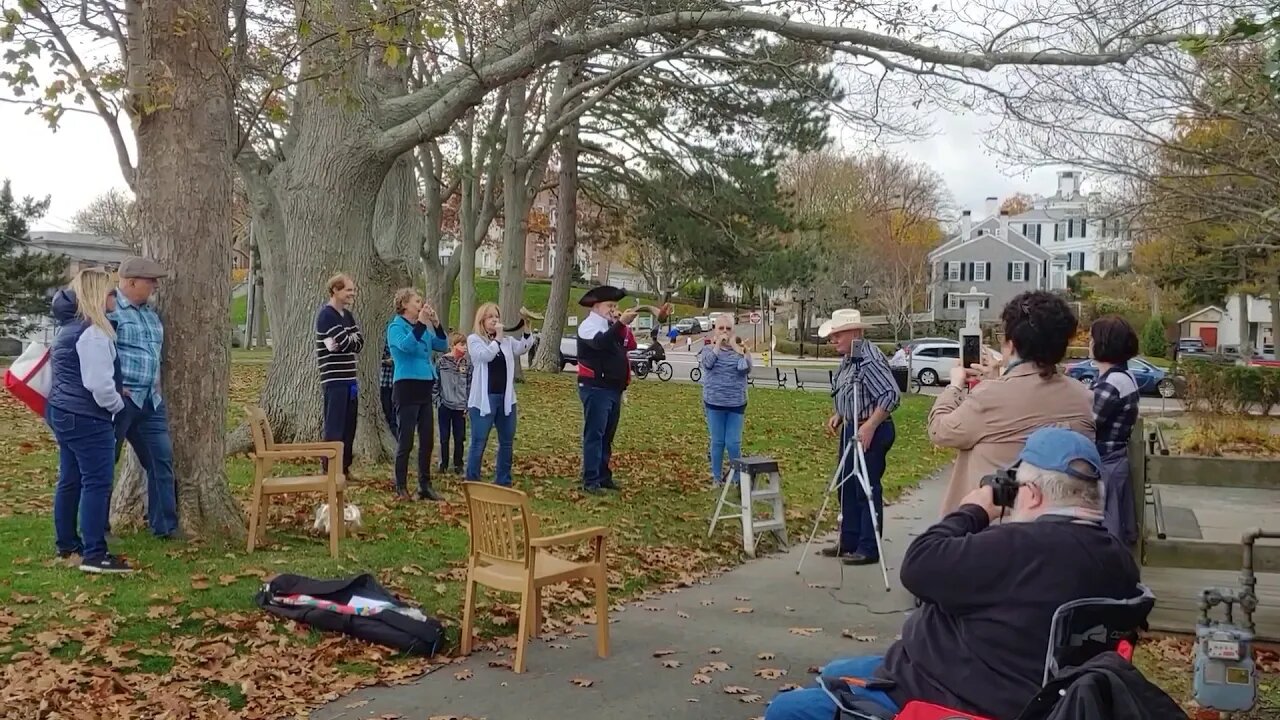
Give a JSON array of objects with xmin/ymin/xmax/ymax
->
[
  {"xmin": 438, "ymin": 406, "xmax": 466, "ymax": 470},
  {"xmin": 113, "ymin": 396, "xmax": 180, "ymax": 537},
  {"xmin": 394, "ymin": 388, "xmax": 435, "ymax": 496},
  {"xmin": 838, "ymin": 419, "xmax": 895, "ymax": 558},
  {"xmin": 579, "ymin": 384, "xmax": 622, "ymax": 489},
  {"xmin": 50, "ymin": 406, "xmax": 115, "ymax": 561},
  {"xmin": 380, "ymin": 385, "xmax": 398, "ymax": 437},
  {"xmin": 322, "ymin": 381, "xmax": 358, "ymax": 474}
]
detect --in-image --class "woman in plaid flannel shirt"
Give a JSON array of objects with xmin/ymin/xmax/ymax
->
[{"xmin": 1087, "ymin": 315, "xmax": 1141, "ymax": 546}]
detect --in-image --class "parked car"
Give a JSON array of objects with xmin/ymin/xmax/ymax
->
[
  {"xmin": 1176, "ymin": 337, "xmax": 1206, "ymax": 355},
  {"xmin": 694, "ymin": 316, "xmax": 713, "ymax": 332},
  {"xmin": 674, "ymin": 318, "xmax": 701, "ymax": 334},
  {"xmin": 1064, "ymin": 357, "xmax": 1178, "ymax": 398},
  {"xmin": 558, "ymin": 335, "xmax": 579, "ymax": 370},
  {"xmin": 888, "ymin": 340, "xmax": 1001, "ymax": 387}
]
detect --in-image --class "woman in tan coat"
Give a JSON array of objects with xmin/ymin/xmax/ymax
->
[{"xmin": 929, "ymin": 291, "xmax": 1095, "ymax": 516}]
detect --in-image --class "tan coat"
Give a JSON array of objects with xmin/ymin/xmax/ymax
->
[{"xmin": 929, "ymin": 363, "xmax": 1096, "ymax": 517}]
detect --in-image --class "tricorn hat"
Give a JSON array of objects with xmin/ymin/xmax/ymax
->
[{"xmin": 578, "ymin": 285, "xmax": 627, "ymax": 308}]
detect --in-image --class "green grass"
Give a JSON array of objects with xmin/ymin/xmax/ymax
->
[
  {"xmin": 0, "ymin": 357, "xmax": 948, "ymax": 716},
  {"xmin": 230, "ymin": 277, "xmax": 711, "ymax": 331}
]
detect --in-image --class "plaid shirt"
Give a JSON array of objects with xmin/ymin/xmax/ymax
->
[
  {"xmin": 1091, "ymin": 366, "xmax": 1139, "ymax": 455},
  {"xmin": 110, "ymin": 290, "xmax": 164, "ymax": 407},
  {"xmin": 832, "ymin": 339, "xmax": 900, "ymax": 422},
  {"xmin": 380, "ymin": 342, "xmax": 395, "ymax": 388}
]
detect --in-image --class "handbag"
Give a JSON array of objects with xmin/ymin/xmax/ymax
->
[{"xmin": 3, "ymin": 341, "xmax": 52, "ymax": 416}]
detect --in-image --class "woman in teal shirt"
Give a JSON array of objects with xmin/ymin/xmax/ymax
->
[{"xmin": 386, "ymin": 288, "xmax": 449, "ymax": 500}]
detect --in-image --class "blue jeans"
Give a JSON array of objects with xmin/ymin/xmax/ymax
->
[
  {"xmin": 467, "ymin": 394, "xmax": 516, "ymax": 486},
  {"xmin": 705, "ymin": 406, "xmax": 745, "ymax": 483},
  {"xmin": 114, "ymin": 396, "xmax": 179, "ymax": 537},
  {"xmin": 839, "ymin": 420, "xmax": 895, "ymax": 558},
  {"xmin": 50, "ymin": 406, "xmax": 116, "ymax": 560},
  {"xmin": 579, "ymin": 384, "xmax": 622, "ymax": 489},
  {"xmin": 764, "ymin": 656, "xmax": 898, "ymax": 720}
]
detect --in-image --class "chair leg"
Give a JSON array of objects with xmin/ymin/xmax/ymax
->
[
  {"xmin": 530, "ymin": 587, "xmax": 542, "ymax": 640},
  {"xmin": 513, "ymin": 578, "xmax": 535, "ymax": 673},
  {"xmin": 257, "ymin": 494, "xmax": 270, "ymax": 543},
  {"xmin": 593, "ymin": 566, "xmax": 610, "ymax": 659},
  {"xmin": 246, "ymin": 482, "xmax": 262, "ymax": 553},
  {"xmin": 335, "ymin": 490, "xmax": 346, "ymax": 540},
  {"xmin": 460, "ymin": 576, "xmax": 477, "ymax": 656},
  {"xmin": 327, "ymin": 486, "xmax": 340, "ymax": 558}
]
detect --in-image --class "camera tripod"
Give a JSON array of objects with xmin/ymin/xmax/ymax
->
[{"xmin": 795, "ymin": 378, "xmax": 892, "ymax": 592}]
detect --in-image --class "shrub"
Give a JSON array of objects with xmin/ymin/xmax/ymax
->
[
  {"xmin": 1180, "ymin": 360, "xmax": 1280, "ymax": 415},
  {"xmin": 1141, "ymin": 316, "xmax": 1167, "ymax": 358}
]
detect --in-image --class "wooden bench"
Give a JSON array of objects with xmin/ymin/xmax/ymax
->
[
  {"xmin": 792, "ymin": 368, "xmax": 833, "ymax": 392},
  {"xmin": 746, "ymin": 365, "xmax": 787, "ymax": 389}
]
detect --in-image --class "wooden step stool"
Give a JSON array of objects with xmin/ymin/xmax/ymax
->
[{"xmin": 708, "ymin": 456, "xmax": 789, "ymax": 557}]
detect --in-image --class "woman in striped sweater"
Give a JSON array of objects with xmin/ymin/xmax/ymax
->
[{"xmin": 698, "ymin": 314, "xmax": 751, "ymax": 485}]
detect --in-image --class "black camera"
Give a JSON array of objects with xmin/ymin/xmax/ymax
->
[{"xmin": 979, "ymin": 466, "xmax": 1020, "ymax": 508}]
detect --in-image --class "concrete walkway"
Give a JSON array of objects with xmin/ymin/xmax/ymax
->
[{"xmin": 315, "ymin": 472, "xmax": 948, "ymax": 720}]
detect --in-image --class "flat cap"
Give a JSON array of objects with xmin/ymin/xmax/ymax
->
[{"xmin": 119, "ymin": 256, "xmax": 170, "ymax": 280}]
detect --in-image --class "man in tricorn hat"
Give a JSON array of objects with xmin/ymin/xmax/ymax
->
[{"xmin": 576, "ymin": 285, "xmax": 638, "ymax": 495}]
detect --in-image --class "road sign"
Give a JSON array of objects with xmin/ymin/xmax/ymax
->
[{"xmin": 749, "ymin": 311, "xmax": 762, "ymax": 325}]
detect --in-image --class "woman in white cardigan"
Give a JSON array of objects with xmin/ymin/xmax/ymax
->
[{"xmin": 465, "ymin": 302, "xmax": 538, "ymax": 486}]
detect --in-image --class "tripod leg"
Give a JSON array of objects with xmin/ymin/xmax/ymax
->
[
  {"xmin": 796, "ymin": 437, "xmax": 856, "ymax": 575},
  {"xmin": 854, "ymin": 448, "xmax": 892, "ymax": 591}
]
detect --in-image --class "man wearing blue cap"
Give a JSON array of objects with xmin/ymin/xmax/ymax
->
[{"xmin": 764, "ymin": 427, "xmax": 1141, "ymax": 720}]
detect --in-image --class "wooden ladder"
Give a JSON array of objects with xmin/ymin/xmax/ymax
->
[{"xmin": 708, "ymin": 456, "xmax": 789, "ymax": 558}]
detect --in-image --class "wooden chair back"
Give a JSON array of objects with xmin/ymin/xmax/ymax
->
[
  {"xmin": 461, "ymin": 482, "xmax": 538, "ymax": 570},
  {"xmin": 247, "ymin": 407, "xmax": 274, "ymax": 454}
]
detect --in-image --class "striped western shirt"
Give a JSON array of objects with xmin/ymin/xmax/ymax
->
[
  {"xmin": 110, "ymin": 290, "xmax": 164, "ymax": 407},
  {"xmin": 832, "ymin": 340, "xmax": 900, "ymax": 422},
  {"xmin": 315, "ymin": 304, "xmax": 365, "ymax": 385}
]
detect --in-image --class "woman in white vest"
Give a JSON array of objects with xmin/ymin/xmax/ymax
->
[{"xmin": 465, "ymin": 303, "xmax": 538, "ymax": 486}]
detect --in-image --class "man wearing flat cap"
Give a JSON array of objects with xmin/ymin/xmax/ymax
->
[
  {"xmin": 576, "ymin": 285, "xmax": 638, "ymax": 495},
  {"xmin": 110, "ymin": 256, "xmax": 181, "ymax": 539}
]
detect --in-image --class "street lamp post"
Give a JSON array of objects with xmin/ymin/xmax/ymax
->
[
  {"xmin": 841, "ymin": 280, "xmax": 872, "ymax": 308},
  {"xmin": 792, "ymin": 288, "xmax": 817, "ymax": 358}
]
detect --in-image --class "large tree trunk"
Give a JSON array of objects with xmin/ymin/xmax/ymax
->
[
  {"xmin": 534, "ymin": 119, "xmax": 580, "ymax": 372},
  {"xmin": 499, "ymin": 80, "xmax": 530, "ymax": 336},
  {"xmin": 123, "ymin": 0, "xmax": 242, "ymax": 535}
]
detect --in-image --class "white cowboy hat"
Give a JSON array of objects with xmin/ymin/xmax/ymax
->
[{"xmin": 817, "ymin": 308, "xmax": 868, "ymax": 338}]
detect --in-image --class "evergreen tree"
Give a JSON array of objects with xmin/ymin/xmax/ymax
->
[{"xmin": 0, "ymin": 179, "xmax": 66, "ymax": 337}]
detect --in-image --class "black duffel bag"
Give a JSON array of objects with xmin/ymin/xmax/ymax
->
[{"xmin": 256, "ymin": 573, "xmax": 445, "ymax": 657}]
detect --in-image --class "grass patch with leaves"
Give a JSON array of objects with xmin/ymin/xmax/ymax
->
[{"xmin": 0, "ymin": 361, "xmax": 947, "ymax": 717}]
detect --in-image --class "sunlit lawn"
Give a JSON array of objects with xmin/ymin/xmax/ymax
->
[{"xmin": 0, "ymin": 357, "xmax": 949, "ymax": 717}]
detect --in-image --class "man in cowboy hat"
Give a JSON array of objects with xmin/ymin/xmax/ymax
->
[
  {"xmin": 817, "ymin": 307, "xmax": 899, "ymax": 565},
  {"xmin": 576, "ymin": 285, "xmax": 638, "ymax": 495}
]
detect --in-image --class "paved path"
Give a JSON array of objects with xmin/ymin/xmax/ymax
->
[{"xmin": 315, "ymin": 472, "xmax": 949, "ymax": 720}]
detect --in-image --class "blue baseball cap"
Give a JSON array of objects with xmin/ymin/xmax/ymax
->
[{"xmin": 1016, "ymin": 427, "xmax": 1102, "ymax": 481}]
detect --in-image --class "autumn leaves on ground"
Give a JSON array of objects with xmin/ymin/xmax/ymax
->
[{"xmin": 0, "ymin": 356, "xmax": 949, "ymax": 718}]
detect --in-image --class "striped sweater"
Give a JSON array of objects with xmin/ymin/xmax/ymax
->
[{"xmin": 315, "ymin": 304, "xmax": 365, "ymax": 384}]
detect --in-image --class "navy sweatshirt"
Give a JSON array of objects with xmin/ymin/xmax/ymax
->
[{"xmin": 876, "ymin": 505, "xmax": 1141, "ymax": 719}]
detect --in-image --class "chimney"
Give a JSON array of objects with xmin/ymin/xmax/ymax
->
[
  {"xmin": 999, "ymin": 210, "xmax": 1010, "ymax": 240},
  {"xmin": 985, "ymin": 196, "xmax": 998, "ymax": 219},
  {"xmin": 1058, "ymin": 171, "xmax": 1077, "ymax": 199},
  {"xmin": 961, "ymin": 210, "xmax": 972, "ymax": 239}
]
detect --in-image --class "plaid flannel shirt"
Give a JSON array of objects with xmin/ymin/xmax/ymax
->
[
  {"xmin": 832, "ymin": 340, "xmax": 900, "ymax": 422},
  {"xmin": 1090, "ymin": 366, "xmax": 1139, "ymax": 455},
  {"xmin": 380, "ymin": 342, "xmax": 395, "ymax": 388},
  {"xmin": 110, "ymin": 290, "xmax": 164, "ymax": 407}
]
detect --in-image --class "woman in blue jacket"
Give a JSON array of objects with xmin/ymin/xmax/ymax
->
[
  {"xmin": 386, "ymin": 288, "xmax": 449, "ymax": 501},
  {"xmin": 698, "ymin": 314, "xmax": 752, "ymax": 485},
  {"xmin": 47, "ymin": 268, "xmax": 130, "ymax": 574}
]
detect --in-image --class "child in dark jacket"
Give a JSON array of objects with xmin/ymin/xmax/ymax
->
[{"xmin": 435, "ymin": 332, "xmax": 470, "ymax": 473}]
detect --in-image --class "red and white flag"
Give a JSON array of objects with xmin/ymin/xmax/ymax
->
[{"xmin": 3, "ymin": 342, "xmax": 52, "ymax": 417}]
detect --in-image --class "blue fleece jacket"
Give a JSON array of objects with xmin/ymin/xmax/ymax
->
[{"xmin": 386, "ymin": 315, "xmax": 449, "ymax": 382}]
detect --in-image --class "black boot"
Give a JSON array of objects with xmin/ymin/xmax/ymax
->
[{"xmin": 418, "ymin": 481, "xmax": 444, "ymax": 502}]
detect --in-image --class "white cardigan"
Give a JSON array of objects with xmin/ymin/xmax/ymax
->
[{"xmin": 467, "ymin": 332, "xmax": 539, "ymax": 415}]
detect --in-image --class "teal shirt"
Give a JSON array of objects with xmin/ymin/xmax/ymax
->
[{"xmin": 386, "ymin": 315, "xmax": 448, "ymax": 382}]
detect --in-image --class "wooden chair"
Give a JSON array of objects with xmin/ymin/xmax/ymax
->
[
  {"xmin": 460, "ymin": 482, "xmax": 610, "ymax": 673},
  {"xmin": 245, "ymin": 407, "xmax": 346, "ymax": 558}
]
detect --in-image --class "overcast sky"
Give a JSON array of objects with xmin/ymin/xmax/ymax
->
[{"xmin": 2, "ymin": 91, "xmax": 1065, "ymax": 232}]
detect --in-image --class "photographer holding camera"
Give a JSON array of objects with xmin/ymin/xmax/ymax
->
[{"xmin": 763, "ymin": 427, "xmax": 1140, "ymax": 720}]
